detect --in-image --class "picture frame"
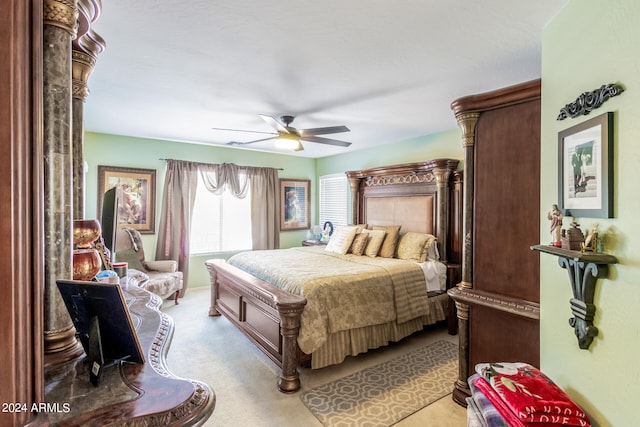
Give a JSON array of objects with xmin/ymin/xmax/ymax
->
[
  {"xmin": 97, "ymin": 165, "xmax": 156, "ymax": 234},
  {"xmin": 280, "ymin": 179, "xmax": 310, "ymax": 231},
  {"xmin": 557, "ymin": 112, "xmax": 613, "ymax": 218}
]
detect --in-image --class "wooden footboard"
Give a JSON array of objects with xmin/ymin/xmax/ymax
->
[{"xmin": 205, "ymin": 259, "xmax": 307, "ymax": 393}]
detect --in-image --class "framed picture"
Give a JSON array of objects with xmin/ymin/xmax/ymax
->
[
  {"xmin": 280, "ymin": 179, "xmax": 310, "ymax": 231},
  {"xmin": 97, "ymin": 166, "xmax": 156, "ymax": 234},
  {"xmin": 557, "ymin": 112, "xmax": 613, "ymax": 218}
]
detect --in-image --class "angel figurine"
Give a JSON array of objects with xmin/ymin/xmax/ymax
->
[{"xmin": 547, "ymin": 204, "xmax": 563, "ymax": 247}]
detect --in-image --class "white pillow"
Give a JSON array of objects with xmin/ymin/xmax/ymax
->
[{"xmin": 325, "ymin": 226, "xmax": 358, "ymax": 254}]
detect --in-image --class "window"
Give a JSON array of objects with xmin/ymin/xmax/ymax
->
[
  {"xmin": 189, "ymin": 174, "xmax": 252, "ymax": 254},
  {"xmin": 319, "ymin": 173, "xmax": 348, "ymax": 227}
]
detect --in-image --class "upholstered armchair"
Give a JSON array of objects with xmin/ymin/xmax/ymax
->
[{"xmin": 114, "ymin": 227, "xmax": 183, "ymax": 304}]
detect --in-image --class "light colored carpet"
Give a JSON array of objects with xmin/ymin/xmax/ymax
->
[
  {"xmin": 301, "ymin": 340, "xmax": 457, "ymax": 427},
  {"xmin": 162, "ymin": 286, "xmax": 466, "ymax": 427}
]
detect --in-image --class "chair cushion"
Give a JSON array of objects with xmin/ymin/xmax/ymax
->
[
  {"xmin": 145, "ymin": 271, "xmax": 183, "ymax": 300},
  {"xmin": 115, "ymin": 248, "xmax": 147, "ymax": 272}
]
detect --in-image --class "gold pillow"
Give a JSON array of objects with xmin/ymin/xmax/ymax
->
[
  {"xmin": 351, "ymin": 223, "xmax": 368, "ymax": 233},
  {"xmin": 373, "ymin": 225, "xmax": 402, "ymax": 258},
  {"xmin": 348, "ymin": 232, "xmax": 369, "ymax": 256},
  {"xmin": 396, "ymin": 232, "xmax": 437, "ymax": 262},
  {"xmin": 362, "ymin": 229, "xmax": 386, "ymax": 257}
]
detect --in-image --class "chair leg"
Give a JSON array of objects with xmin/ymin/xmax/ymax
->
[{"xmin": 174, "ymin": 289, "xmax": 180, "ymax": 305}]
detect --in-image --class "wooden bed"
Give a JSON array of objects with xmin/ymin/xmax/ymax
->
[{"xmin": 206, "ymin": 159, "xmax": 462, "ymax": 393}]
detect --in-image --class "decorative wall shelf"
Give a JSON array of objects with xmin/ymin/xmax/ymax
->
[{"xmin": 531, "ymin": 245, "xmax": 617, "ymax": 349}]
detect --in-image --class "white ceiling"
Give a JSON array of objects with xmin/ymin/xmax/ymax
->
[{"xmin": 84, "ymin": 0, "xmax": 567, "ymax": 158}]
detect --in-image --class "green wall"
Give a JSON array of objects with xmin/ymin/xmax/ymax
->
[
  {"xmin": 316, "ymin": 128, "xmax": 462, "ymax": 176},
  {"xmin": 541, "ymin": 1, "xmax": 640, "ymax": 425}
]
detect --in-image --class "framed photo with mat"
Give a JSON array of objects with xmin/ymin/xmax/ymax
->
[
  {"xmin": 557, "ymin": 112, "xmax": 614, "ymax": 218},
  {"xmin": 280, "ymin": 179, "xmax": 310, "ymax": 230}
]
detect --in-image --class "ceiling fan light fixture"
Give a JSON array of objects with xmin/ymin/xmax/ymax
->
[
  {"xmin": 275, "ymin": 137, "xmax": 301, "ymax": 151},
  {"xmin": 217, "ymin": 114, "xmax": 350, "ymax": 152}
]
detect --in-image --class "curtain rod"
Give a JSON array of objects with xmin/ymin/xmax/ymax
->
[{"xmin": 158, "ymin": 158, "xmax": 283, "ymax": 171}]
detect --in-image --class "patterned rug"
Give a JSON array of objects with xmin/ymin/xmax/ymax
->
[{"xmin": 301, "ymin": 340, "xmax": 458, "ymax": 427}]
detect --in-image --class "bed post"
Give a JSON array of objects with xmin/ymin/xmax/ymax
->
[
  {"xmin": 206, "ymin": 262, "xmax": 221, "ymax": 316},
  {"xmin": 276, "ymin": 304, "xmax": 305, "ymax": 393},
  {"xmin": 348, "ymin": 176, "xmax": 360, "ymax": 224},
  {"xmin": 433, "ymin": 164, "xmax": 453, "ymax": 263}
]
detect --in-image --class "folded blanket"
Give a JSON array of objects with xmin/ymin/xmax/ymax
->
[
  {"xmin": 475, "ymin": 363, "xmax": 590, "ymax": 426},
  {"xmin": 472, "ymin": 376, "xmax": 569, "ymax": 427},
  {"xmin": 468, "ymin": 374, "xmax": 509, "ymax": 427},
  {"xmin": 466, "ymin": 396, "xmax": 488, "ymax": 427}
]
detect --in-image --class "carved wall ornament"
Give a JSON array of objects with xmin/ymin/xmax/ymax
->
[
  {"xmin": 364, "ymin": 172, "xmax": 435, "ymax": 187},
  {"xmin": 557, "ymin": 83, "xmax": 624, "ymax": 120}
]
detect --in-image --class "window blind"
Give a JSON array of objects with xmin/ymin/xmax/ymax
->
[{"xmin": 319, "ymin": 173, "xmax": 348, "ymax": 227}]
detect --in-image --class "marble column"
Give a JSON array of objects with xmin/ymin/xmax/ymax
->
[
  {"xmin": 43, "ymin": 0, "xmax": 81, "ymax": 357},
  {"xmin": 71, "ymin": 50, "xmax": 92, "ymax": 220},
  {"xmin": 72, "ymin": 0, "xmax": 105, "ymax": 219}
]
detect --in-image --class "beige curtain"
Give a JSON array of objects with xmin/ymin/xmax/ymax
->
[
  {"xmin": 155, "ymin": 160, "xmax": 199, "ymax": 295},
  {"xmin": 155, "ymin": 160, "xmax": 280, "ymax": 295},
  {"xmin": 199, "ymin": 162, "xmax": 250, "ymax": 197},
  {"xmin": 250, "ymin": 167, "xmax": 280, "ymax": 250}
]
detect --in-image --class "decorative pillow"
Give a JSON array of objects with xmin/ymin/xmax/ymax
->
[
  {"xmin": 396, "ymin": 232, "xmax": 437, "ymax": 262},
  {"xmin": 115, "ymin": 248, "xmax": 147, "ymax": 272},
  {"xmin": 426, "ymin": 241, "xmax": 440, "ymax": 260},
  {"xmin": 348, "ymin": 232, "xmax": 369, "ymax": 256},
  {"xmin": 325, "ymin": 226, "xmax": 358, "ymax": 255},
  {"xmin": 351, "ymin": 223, "xmax": 368, "ymax": 233},
  {"xmin": 362, "ymin": 229, "xmax": 386, "ymax": 257},
  {"xmin": 373, "ymin": 225, "xmax": 402, "ymax": 258}
]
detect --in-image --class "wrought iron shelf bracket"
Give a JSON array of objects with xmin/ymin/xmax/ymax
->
[{"xmin": 531, "ymin": 245, "xmax": 617, "ymax": 350}]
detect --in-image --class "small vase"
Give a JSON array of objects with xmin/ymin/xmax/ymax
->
[
  {"xmin": 72, "ymin": 219, "xmax": 102, "ymax": 281},
  {"xmin": 72, "ymin": 248, "xmax": 102, "ymax": 281},
  {"xmin": 73, "ymin": 219, "xmax": 102, "ymax": 248}
]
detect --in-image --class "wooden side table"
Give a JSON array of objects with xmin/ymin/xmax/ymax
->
[
  {"xmin": 44, "ymin": 280, "xmax": 215, "ymax": 426},
  {"xmin": 301, "ymin": 239, "xmax": 327, "ymax": 246}
]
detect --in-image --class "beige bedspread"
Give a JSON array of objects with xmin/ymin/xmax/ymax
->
[{"xmin": 227, "ymin": 246, "xmax": 431, "ymax": 354}]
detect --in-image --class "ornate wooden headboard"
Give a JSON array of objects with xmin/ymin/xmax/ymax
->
[{"xmin": 345, "ymin": 159, "xmax": 462, "ymax": 264}]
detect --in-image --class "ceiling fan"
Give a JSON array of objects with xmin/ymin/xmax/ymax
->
[{"xmin": 213, "ymin": 115, "xmax": 351, "ymax": 152}]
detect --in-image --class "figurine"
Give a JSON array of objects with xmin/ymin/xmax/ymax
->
[
  {"xmin": 581, "ymin": 224, "xmax": 599, "ymax": 252},
  {"xmin": 562, "ymin": 221, "xmax": 585, "ymax": 251},
  {"xmin": 547, "ymin": 204, "xmax": 563, "ymax": 247}
]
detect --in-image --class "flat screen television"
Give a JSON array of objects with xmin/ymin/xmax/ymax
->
[
  {"xmin": 100, "ymin": 187, "xmax": 119, "ymax": 263},
  {"xmin": 56, "ymin": 279, "xmax": 145, "ymax": 385}
]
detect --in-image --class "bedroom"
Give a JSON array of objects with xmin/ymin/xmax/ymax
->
[{"xmin": 2, "ymin": 0, "xmax": 639, "ymax": 426}]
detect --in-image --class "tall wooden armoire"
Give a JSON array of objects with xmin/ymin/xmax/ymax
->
[{"xmin": 448, "ymin": 80, "xmax": 541, "ymax": 405}]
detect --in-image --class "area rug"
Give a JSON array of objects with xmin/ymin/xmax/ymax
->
[{"xmin": 301, "ymin": 340, "xmax": 458, "ymax": 427}]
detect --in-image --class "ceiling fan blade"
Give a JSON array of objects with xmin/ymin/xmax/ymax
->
[
  {"xmin": 227, "ymin": 136, "xmax": 277, "ymax": 146},
  {"xmin": 212, "ymin": 127, "xmax": 276, "ymax": 135},
  {"xmin": 300, "ymin": 135, "xmax": 352, "ymax": 148},
  {"xmin": 298, "ymin": 125, "xmax": 350, "ymax": 136},
  {"xmin": 259, "ymin": 114, "xmax": 290, "ymax": 134}
]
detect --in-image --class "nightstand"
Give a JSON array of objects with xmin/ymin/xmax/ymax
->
[{"xmin": 301, "ymin": 239, "xmax": 327, "ymax": 247}]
